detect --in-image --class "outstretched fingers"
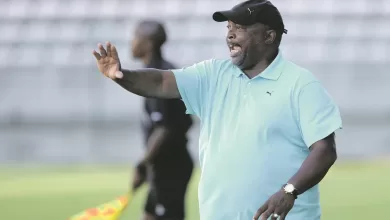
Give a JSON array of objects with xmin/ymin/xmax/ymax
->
[
  {"xmin": 110, "ymin": 44, "xmax": 119, "ymax": 60},
  {"xmin": 93, "ymin": 42, "xmax": 119, "ymax": 60},
  {"xmin": 106, "ymin": 41, "xmax": 112, "ymax": 57},
  {"xmin": 92, "ymin": 50, "xmax": 101, "ymax": 60},
  {"xmin": 98, "ymin": 43, "xmax": 107, "ymax": 57},
  {"xmin": 93, "ymin": 42, "xmax": 123, "ymax": 80}
]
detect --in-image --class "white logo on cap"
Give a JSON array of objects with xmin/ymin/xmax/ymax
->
[{"xmin": 248, "ymin": 8, "xmax": 254, "ymax": 15}]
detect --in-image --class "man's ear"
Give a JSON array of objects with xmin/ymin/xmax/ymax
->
[{"xmin": 264, "ymin": 30, "xmax": 276, "ymax": 45}]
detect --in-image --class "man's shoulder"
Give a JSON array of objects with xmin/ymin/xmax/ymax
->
[
  {"xmin": 211, "ymin": 58, "xmax": 234, "ymax": 68},
  {"xmin": 178, "ymin": 59, "xmax": 234, "ymax": 77},
  {"xmin": 193, "ymin": 58, "xmax": 232, "ymax": 68},
  {"xmin": 201, "ymin": 59, "xmax": 235, "ymax": 76},
  {"xmin": 283, "ymin": 60, "xmax": 320, "ymax": 88}
]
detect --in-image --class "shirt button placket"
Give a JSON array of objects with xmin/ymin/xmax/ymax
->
[{"xmin": 244, "ymin": 82, "xmax": 251, "ymax": 100}]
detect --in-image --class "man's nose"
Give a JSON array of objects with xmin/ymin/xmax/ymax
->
[{"xmin": 228, "ymin": 30, "xmax": 236, "ymax": 40}]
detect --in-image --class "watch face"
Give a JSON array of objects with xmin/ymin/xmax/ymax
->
[{"xmin": 285, "ymin": 184, "xmax": 295, "ymax": 193}]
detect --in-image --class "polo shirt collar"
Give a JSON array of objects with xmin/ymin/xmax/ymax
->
[{"xmin": 233, "ymin": 50, "xmax": 286, "ymax": 80}]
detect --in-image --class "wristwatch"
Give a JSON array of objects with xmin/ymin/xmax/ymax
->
[{"xmin": 283, "ymin": 183, "xmax": 298, "ymax": 199}]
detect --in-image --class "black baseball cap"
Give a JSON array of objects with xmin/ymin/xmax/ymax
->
[{"xmin": 212, "ymin": 0, "xmax": 287, "ymax": 34}]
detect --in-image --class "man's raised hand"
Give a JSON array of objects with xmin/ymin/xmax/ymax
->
[
  {"xmin": 92, "ymin": 41, "xmax": 180, "ymax": 99},
  {"xmin": 93, "ymin": 42, "xmax": 123, "ymax": 79}
]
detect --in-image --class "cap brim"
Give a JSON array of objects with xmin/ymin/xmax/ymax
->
[
  {"xmin": 212, "ymin": 10, "xmax": 237, "ymax": 22},
  {"xmin": 212, "ymin": 10, "xmax": 253, "ymax": 25}
]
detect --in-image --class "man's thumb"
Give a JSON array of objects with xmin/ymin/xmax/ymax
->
[{"xmin": 115, "ymin": 71, "xmax": 123, "ymax": 79}]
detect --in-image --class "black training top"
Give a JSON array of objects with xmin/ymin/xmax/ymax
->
[{"xmin": 141, "ymin": 58, "xmax": 193, "ymax": 153}]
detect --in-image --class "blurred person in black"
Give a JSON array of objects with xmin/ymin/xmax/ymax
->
[{"xmin": 130, "ymin": 20, "xmax": 194, "ymax": 220}]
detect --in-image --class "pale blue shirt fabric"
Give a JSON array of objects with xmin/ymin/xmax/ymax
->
[{"xmin": 171, "ymin": 52, "xmax": 342, "ymax": 220}]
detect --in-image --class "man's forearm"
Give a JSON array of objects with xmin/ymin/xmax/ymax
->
[
  {"xmin": 287, "ymin": 134, "xmax": 337, "ymax": 195},
  {"xmin": 114, "ymin": 68, "xmax": 174, "ymax": 98},
  {"xmin": 115, "ymin": 68, "xmax": 163, "ymax": 98}
]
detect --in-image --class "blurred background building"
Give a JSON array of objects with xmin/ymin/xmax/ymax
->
[{"xmin": 0, "ymin": 0, "xmax": 389, "ymax": 165}]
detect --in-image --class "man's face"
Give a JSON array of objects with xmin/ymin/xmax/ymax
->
[
  {"xmin": 226, "ymin": 21, "xmax": 267, "ymax": 70},
  {"xmin": 131, "ymin": 30, "xmax": 149, "ymax": 59}
]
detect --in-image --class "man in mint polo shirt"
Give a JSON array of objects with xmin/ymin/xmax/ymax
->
[{"xmin": 92, "ymin": 1, "xmax": 342, "ymax": 219}]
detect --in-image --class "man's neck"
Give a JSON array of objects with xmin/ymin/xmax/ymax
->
[
  {"xmin": 143, "ymin": 52, "xmax": 163, "ymax": 66},
  {"xmin": 244, "ymin": 50, "xmax": 278, "ymax": 79}
]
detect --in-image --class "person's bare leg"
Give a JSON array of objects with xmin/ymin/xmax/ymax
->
[{"xmin": 141, "ymin": 212, "xmax": 156, "ymax": 220}]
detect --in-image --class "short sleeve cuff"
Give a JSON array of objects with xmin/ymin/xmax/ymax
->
[
  {"xmin": 304, "ymin": 118, "xmax": 343, "ymax": 147},
  {"xmin": 171, "ymin": 69, "xmax": 195, "ymax": 115}
]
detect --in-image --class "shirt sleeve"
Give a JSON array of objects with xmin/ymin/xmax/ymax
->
[
  {"xmin": 171, "ymin": 60, "xmax": 212, "ymax": 118},
  {"xmin": 297, "ymin": 81, "xmax": 343, "ymax": 147}
]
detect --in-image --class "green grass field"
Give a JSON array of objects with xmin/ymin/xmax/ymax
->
[{"xmin": 0, "ymin": 161, "xmax": 389, "ymax": 220}]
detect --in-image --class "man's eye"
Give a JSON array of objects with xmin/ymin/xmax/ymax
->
[
  {"xmin": 227, "ymin": 25, "xmax": 231, "ymax": 29},
  {"xmin": 236, "ymin": 25, "xmax": 242, "ymax": 29}
]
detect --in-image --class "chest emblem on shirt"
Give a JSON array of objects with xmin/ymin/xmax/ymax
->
[{"xmin": 266, "ymin": 91, "xmax": 274, "ymax": 96}]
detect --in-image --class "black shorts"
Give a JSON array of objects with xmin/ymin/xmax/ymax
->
[{"xmin": 144, "ymin": 156, "xmax": 193, "ymax": 220}]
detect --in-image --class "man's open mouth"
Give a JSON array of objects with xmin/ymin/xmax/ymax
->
[{"xmin": 229, "ymin": 43, "xmax": 242, "ymax": 57}]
